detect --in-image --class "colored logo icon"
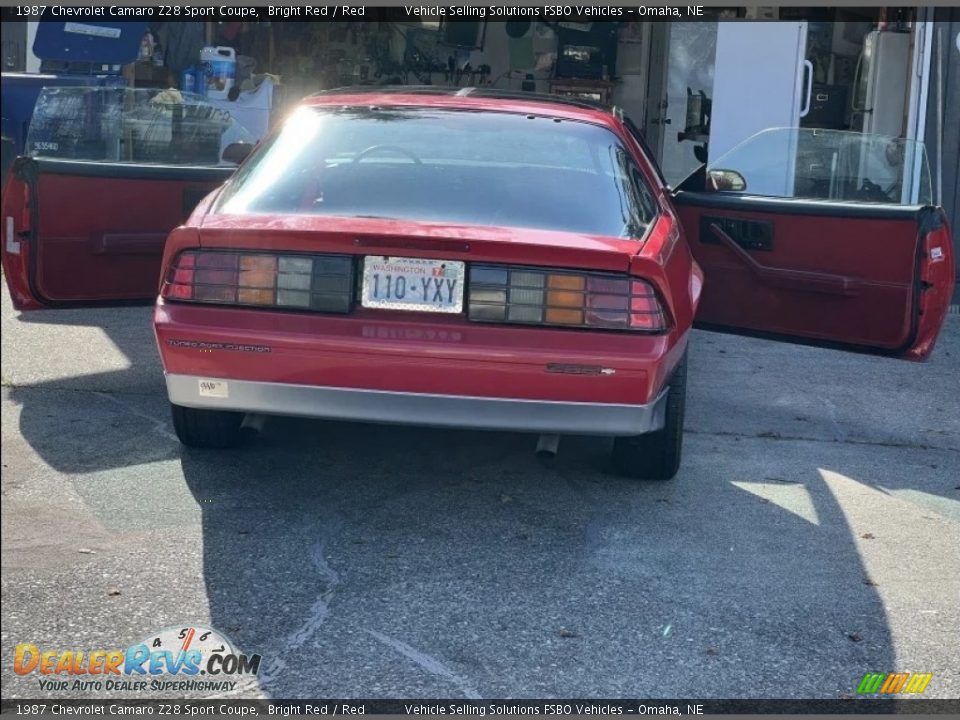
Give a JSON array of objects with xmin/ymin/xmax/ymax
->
[{"xmin": 857, "ymin": 672, "xmax": 933, "ymax": 695}]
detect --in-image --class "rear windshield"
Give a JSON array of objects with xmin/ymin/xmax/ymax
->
[{"xmin": 215, "ymin": 107, "xmax": 658, "ymax": 238}]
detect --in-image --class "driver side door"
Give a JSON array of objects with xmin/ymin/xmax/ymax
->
[{"xmin": 2, "ymin": 86, "xmax": 245, "ymax": 310}]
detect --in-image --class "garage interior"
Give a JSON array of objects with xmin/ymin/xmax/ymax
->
[{"xmin": 3, "ymin": 10, "xmax": 928, "ymax": 177}]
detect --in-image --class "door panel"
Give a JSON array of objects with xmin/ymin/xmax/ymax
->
[
  {"xmin": 673, "ymin": 190, "xmax": 954, "ymax": 360},
  {"xmin": 2, "ymin": 157, "xmax": 232, "ymax": 309}
]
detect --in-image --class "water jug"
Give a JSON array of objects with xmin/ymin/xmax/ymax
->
[{"xmin": 200, "ymin": 46, "xmax": 236, "ymax": 100}]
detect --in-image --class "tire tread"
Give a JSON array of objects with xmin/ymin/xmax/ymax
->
[
  {"xmin": 171, "ymin": 404, "xmax": 244, "ymax": 449},
  {"xmin": 612, "ymin": 350, "xmax": 687, "ymax": 481}
]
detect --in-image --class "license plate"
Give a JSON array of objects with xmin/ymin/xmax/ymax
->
[{"xmin": 361, "ymin": 256, "xmax": 465, "ymax": 313}]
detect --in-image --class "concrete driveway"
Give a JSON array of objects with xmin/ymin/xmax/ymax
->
[{"xmin": 2, "ymin": 285, "xmax": 958, "ymax": 700}]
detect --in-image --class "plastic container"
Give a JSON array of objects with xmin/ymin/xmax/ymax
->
[
  {"xmin": 203, "ymin": 76, "xmax": 274, "ymax": 141},
  {"xmin": 180, "ymin": 67, "xmax": 197, "ymax": 94},
  {"xmin": 195, "ymin": 65, "xmax": 209, "ymax": 98},
  {"xmin": 180, "ymin": 65, "xmax": 209, "ymax": 98},
  {"xmin": 200, "ymin": 46, "xmax": 236, "ymax": 100}
]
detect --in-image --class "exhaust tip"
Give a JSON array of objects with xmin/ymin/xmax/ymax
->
[
  {"xmin": 240, "ymin": 413, "xmax": 267, "ymax": 437},
  {"xmin": 535, "ymin": 434, "xmax": 560, "ymax": 459}
]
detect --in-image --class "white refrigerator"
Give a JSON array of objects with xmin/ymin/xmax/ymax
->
[
  {"xmin": 708, "ymin": 21, "xmax": 811, "ymax": 197},
  {"xmin": 707, "ymin": 25, "xmax": 917, "ymax": 202}
]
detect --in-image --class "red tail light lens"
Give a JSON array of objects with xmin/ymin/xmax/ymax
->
[
  {"xmin": 468, "ymin": 265, "xmax": 668, "ymax": 332},
  {"xmin": 162, "ymin": 250, "xmax": 354, "ymax": 313}
]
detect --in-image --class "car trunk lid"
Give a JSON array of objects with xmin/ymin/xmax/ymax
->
[{"xmin": 197, "ymin": 214, "xmax": 643, "ymax": 273}]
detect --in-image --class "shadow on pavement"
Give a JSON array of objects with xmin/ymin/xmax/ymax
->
[
  {"xmin": 178, "ymin": 418, "xmax": 898, "ymax": 698},
  {"xmin": 9, "ymin": 301, "xmax": 954, "ymax": 696}
]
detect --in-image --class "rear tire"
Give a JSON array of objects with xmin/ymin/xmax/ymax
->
[
  {"xmin": 171, "ymin": 404, "xmax": 244, "ymax": 449},
  {"xmin": 611, "ymin": 350, "xmax": 687, "ymax": 481}
]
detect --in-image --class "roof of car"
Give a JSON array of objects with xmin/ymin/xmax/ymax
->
[{"xmin": 303, "ymin": 86, "xmax": 624, "ymax": 125}]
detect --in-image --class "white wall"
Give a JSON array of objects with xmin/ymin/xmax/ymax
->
[
  {"xmin": 26, "ymin": 21, "xmax": 40, "ymax": 72},
  {"xmin": 612, "ymin": 37, "xmax": 649, "ymax": 125}
]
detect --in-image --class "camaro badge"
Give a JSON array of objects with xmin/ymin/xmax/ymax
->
[{"xmin": 546, "ymin": 363, "xmax": 616, "ymax": 376}]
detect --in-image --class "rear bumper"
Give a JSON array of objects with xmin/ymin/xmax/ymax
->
[
  {"xmin": 165, "ymin": 374, "xmax": 670, "ymax": 436},
  {"xmin": 154, "ymin": 300, "xmax": 683, "ymax": 406}
]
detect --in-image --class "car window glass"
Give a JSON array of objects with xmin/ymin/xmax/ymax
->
[
  {"xmin": 706, "ymin": 127, "xmax": 932, "ymax": 206},
  {"xmin": 608, "ymin": 146, "xmax": 659, "ymax": 239},
  {"xmin": 216, "ymin": 107, "xmax": 657, "ymax": 239},
  {"xmin": 25, "ymin": 86, "xmax": 253, "ymax": 166},
  {"xmin": 624, "ymin": 117, "xmax": 668, "ymax": 188},
  {"xmin": 630, "ymin": 165, "xmax": 660, "ymax": 224}
]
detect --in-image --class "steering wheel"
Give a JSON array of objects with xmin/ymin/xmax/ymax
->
[{"xmin": 352, "ymin": 144, "xmax": 422, "ymax": 165}]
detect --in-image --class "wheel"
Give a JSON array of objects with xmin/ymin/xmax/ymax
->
[
  {"xmin": 611, "ymin": 350, "xmax": 687, "ymax": 480},
  {"xmin": 171, "ymin": 403, "xmax": 244, "ymax": 449}
]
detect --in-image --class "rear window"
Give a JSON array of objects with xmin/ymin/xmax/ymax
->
[{"xmin": 216, "ymin": 107, "xmax": 658, "ymax": 238}]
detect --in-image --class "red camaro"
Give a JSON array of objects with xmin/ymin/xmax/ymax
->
[{"xmin": 2, "ymin": 87, "xmax": 954, "ymax": 480}]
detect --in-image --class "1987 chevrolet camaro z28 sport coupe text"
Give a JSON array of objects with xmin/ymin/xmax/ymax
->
[{"xmin": 2, "ymin": 87, "xmax": 954, "ymax": 480}]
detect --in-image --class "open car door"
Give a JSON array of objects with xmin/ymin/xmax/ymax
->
[
  {"xmin": 1, "ymin": 87, "xmax": 246, "ymax": 310},
  {"xmin": 673, "ymin": 128, "xmax": 955, "ymax": 361}
]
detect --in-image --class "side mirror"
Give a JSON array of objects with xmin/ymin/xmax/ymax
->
[
  {"xmin": 222, "ymin": 142, "xmax": 254, "ymax": 165},
  {"xmin": 706, "ymin": 168, "xmax": 747, "ymax": 192}
]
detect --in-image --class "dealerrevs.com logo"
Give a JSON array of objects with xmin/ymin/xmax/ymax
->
[{"xmin": 14, "ymin": 625, "xmax": 261, "ymax": 693}]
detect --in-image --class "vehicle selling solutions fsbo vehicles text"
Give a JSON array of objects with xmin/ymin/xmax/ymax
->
[{"xmin": 400, "ymin": 6, "xmax": 704, "ymax": 17}]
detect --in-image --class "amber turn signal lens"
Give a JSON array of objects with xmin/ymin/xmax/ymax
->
[
  {"xmin": 547, "ymin": 275, "xmax": 586, "ymax": 291},
  {"xmin": 546, "ymin": 290, "xmax": 584, "ymax": 308},
  {"xmin": 545, "ymin": 308, "xmax": 584, "ymax": 325},
  {"xmin": 240, "ymin": 255, "xmax": 277, "ymax": 271},
  {"xmin": 239, "ymin": 255, "xmax": 278, "ymax": 289}
]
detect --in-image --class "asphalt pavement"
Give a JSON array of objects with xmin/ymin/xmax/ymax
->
[{"xmin": 1, "ymin": 284, "xmax": 958, "ymax": 700}]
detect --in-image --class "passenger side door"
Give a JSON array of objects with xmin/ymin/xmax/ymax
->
[{"xmin": 673, "ymin": 128, "xmax": 954, "ymax": 361}]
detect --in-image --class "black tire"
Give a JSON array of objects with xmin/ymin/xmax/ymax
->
[
  {"xmin": 611, "ymin": 350, "xmax": 687, "ymax": 480},
  {"xmin": 171, "ymin": 403, "xmax": 244, "ymax": 449}
]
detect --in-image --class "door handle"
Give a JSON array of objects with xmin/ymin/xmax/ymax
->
[
  {"xmin": 800, "ymin": 59, "xmax": 814, "ymax": 118},
  {"xmin": 701, "ymin": 216, "xmax": 772, "ymax": 251},
  {"xmin": 708, "ymin": 223, "xmax": 860, "ymax": 296},
  {"xmin": 851, "ymin": 52, "xmax": 865, "ymax": 112}
]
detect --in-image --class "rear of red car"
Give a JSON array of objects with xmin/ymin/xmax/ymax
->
[{"xmin": 153, "ymin": 95, "xmax": 700, "ymax": 478}]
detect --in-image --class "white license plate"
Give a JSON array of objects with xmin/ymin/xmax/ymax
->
[{"xmin": 361, "ymin": 256, "xmax": 465, "ymax": 313}]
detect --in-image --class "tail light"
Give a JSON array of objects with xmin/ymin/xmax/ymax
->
[
  {"xmin": 161, "ymin": 250, "xmax": 353, "ymax": 313},
  {"xmin": 468, "ymin": 265, "xmax": 668, "ymax": 332}
]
